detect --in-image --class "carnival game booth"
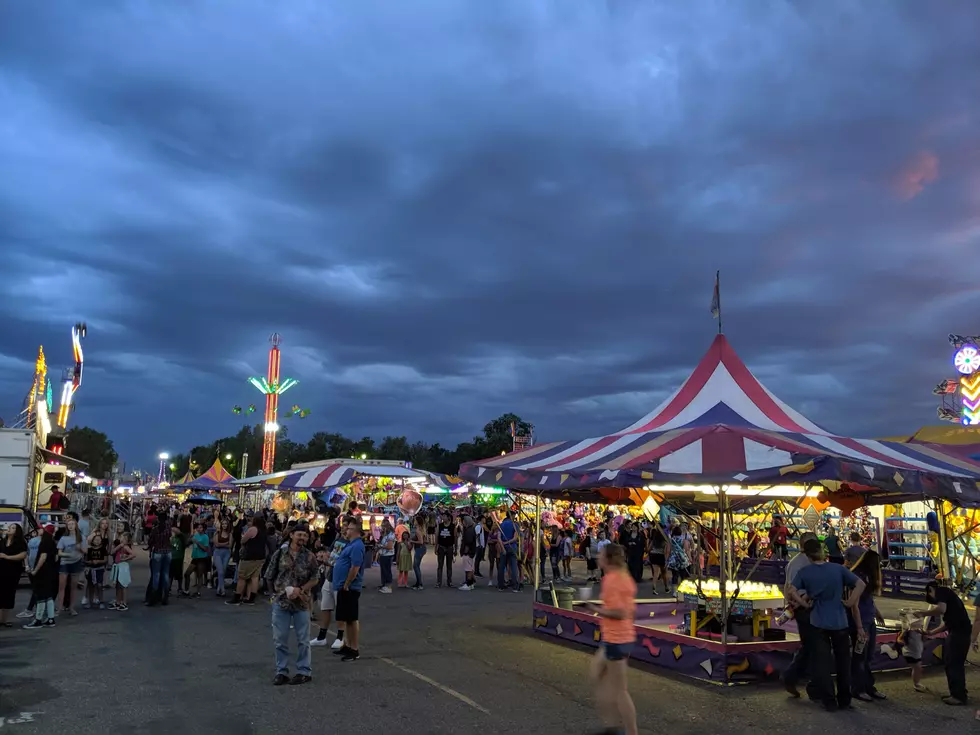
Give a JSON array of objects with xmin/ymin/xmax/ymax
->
[
  {"xmin": 881, "ymin": 427, "xmax": 980, "ymax": 596},
  {"xmin": 460, "ymin": 334, "xmax": 980, "ymax": 686},
  {"xmin": 235, "ymin": 458, "xmax": 462, "ymax": 529}
]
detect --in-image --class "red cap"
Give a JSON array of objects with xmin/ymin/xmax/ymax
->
[{"xmin": 43, "ymin": 524, "xmax": 56, "ymax": 534}]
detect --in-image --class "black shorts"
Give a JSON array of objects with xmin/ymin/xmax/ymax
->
[
  {"xmin": 649, "ymin": 553, "xmax": 666, "ymax": 568},
  {"xmin": 586, "ymin": 559, "xmax": 598, "ymax": 571},
  {"xmin": 335, "ymin": 589, "xmax": 361, "ymax": 623}
]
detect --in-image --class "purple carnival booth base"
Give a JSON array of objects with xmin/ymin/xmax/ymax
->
[
  {"xmin": 532, "ymin": 602, "xmax": 944, "ymax": 686},
  {"xmin": 708, "ymin": 561, "xmax": 933, "ymax": 600}
]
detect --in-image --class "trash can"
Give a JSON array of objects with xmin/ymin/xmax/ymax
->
[{"xmin": 554, "ymin": 586, "xmax": 575, "ymax": 611}]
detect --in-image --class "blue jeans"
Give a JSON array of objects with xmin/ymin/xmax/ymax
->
[
  {"xmin": 213, "ymin": 548, "xmax": 231, "ymax": 590},
  {"xmin": 378, "ymin": 554, "xmax": 393, "ymax": 586},
  {"xmin": 497, "ymin": 548, "xmax": 520, "ymax": 589},
  {"xmin": 849, "ymin": 621, "xmax": 877, "ymax": 695},
  {"xmin": 413, "ymin": 546, "xmax": 426, "ymax": 586},
  {"xmin": 271, "ymin": 606, "xmax": 311, "ymax": 677},
  {"xmin": 150, "ymin": 551, "xmax": 171, "ymax": 602}
]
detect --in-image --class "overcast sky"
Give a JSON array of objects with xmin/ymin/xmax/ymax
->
[{"xmin": 1, "ymin": 1, "xmax": 979, "ymax": 469}]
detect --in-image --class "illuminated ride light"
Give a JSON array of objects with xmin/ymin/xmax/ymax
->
[
  {"xmin": 954, "ymin": 343, "xmax": 980, "ymax": 425},
  {"xmin": 248, "ymin": 333, "xmax": 300, "ymax": 475},
  {"xmin": 56, "ymin": 323, "xmax": 87, "ymax": 429},
  {"xmin": 954, "ymin": 345, "xmax": 980, "ymax": 375}
]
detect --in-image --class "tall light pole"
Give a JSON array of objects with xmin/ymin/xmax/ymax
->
[{"xmin": 157, "ymin": 452, "xmax": 169, "ymax": 485}]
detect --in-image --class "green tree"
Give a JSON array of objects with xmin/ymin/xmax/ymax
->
[
  {"xmin": 352, "ymin": 436, "xmax": 376, "ymax": 459},
  {"xmin": 172, "ymin": 412, "xmax": 534, "ymax": 479},
  {"xmin": 481, "ymin": 413, "xmax": 533, "ymax": 456},
  {"xmin": 377, "ymin": 436, "xmax": 410, "ymax": 460},
  {"xmin": 64, "ymin": 426, "xmax": 119, "ymax": 478}
]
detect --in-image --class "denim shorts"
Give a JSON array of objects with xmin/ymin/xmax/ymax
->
[
  {"xmin": 602, "ymin": 642, "xmax": 632, "ymax": 661},
  {"xmin": 60, "ymin": 560, "xmax": 84, "ymax": 575},
  {"xmin": 87, "ymin": 567, "xmax": 105, "ymax": 586}
]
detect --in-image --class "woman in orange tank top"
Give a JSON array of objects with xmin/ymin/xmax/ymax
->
[{"xmin": 587, "ymin": 542, "xmax": 638, "ymax": 735}]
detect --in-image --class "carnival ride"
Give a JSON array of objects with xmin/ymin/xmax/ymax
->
[
  {"xmin": 935, "ymin": 333, "xmax": 980, "ymax": 424},
  {"xmin": 13, "ymin": 346, "xmax": 51, "ymax": 430},
  {"xmin": 56, "ymin": 323, "xmax": 86, "ymax": 429},
  {"xmin": 236, "ymin": 334, "xmax": 308, "ymax": 475}
]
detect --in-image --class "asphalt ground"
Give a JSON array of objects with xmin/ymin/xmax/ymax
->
[{"xmin": 2, "ymin": 553, "xmax": 979, "ymax": 734}]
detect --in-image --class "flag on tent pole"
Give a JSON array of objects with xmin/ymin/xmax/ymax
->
[{"xmin": 710, "ymin": 270, "xmax": 722, "ymax": 334}]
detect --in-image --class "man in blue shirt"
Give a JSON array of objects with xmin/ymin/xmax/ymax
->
[
  {"xmin": 789, "ymin": 538, "xmax": 866, "ymax": 711},
  {"xmin": 332, "ymin": 520, "xmax": 366, "ymax": 662},
  {"xmin": 496, "ymin": 511, "xmax": 521, "ymax": 592}
]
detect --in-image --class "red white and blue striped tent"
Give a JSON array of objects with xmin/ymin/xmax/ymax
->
[
  {"xmin": 235, "ymin": 462, "xmax": 461, "ymax": 491},
  {"xmin": 459, "ymin": 335, "xmax": 980, "ymax": 505}
]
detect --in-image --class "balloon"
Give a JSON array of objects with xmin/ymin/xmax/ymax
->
[{"xmin": 396, "ymin": 488, "xmax": 423, "ymax": 517}]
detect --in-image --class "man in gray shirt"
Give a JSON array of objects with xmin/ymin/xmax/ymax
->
[{"xmin": 782, "ymin": 532, "xmax": 817, "ymax": 697}]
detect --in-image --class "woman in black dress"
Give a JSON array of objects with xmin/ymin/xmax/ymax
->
[{"xmin": 0, "ymin": 523, "xmax": 28, "ymax": 627}]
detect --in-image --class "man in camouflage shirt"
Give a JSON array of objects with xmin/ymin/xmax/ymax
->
[{"xmin": 264, "ymin": 524, "xmax": 319, "ymax": 686}]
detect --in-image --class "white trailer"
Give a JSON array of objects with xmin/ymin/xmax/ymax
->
[{"xmin": 0, "ymin": 428, "xmax": 39, "ymax": 531}]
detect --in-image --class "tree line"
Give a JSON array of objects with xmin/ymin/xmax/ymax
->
[{"xmin": 64, "ymin": 413, "xmax": 533, "ymax": 482}]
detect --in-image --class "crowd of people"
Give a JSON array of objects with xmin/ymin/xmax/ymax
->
[
  {"xmin": 782, "ymin": 531, "xmax": 980, "ymax": 710},
  {"xmin": 0, "ymin": 510, "xmax": 136, "ymax": 627},
  {"xmin": 2, "ymin": 498, "xmax": 979, "ymax": 725}
]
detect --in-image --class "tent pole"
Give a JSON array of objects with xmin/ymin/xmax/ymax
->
[
  {"xmin": 533, "ymin": 491, "xmax": 542, "ymax": 601},
  {"xmin": 936, "ymin": 500, "xmax": 951, "ymax": 582},
  {"xmin": 718, "ymin": 485, "xmax": 729, "ymax": 669}
]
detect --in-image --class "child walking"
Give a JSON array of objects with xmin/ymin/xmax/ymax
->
[
  {"xmin": 109, "ymin": 532, "xmax": 134, "ymax": 611},
  {"xmin": 84, "ymin": 532, "xmax": 108, "ymax": 609},
  {"xmin": 397, "ymin": 531, "xmax": 412, "ymax": 588},
  {"xmin": 899, "ymin": 609, "xmax": 927, "ymax": 692}
]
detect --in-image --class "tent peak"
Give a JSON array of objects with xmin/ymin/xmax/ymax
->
[{"xmin": 616, "ymin": 335, "xmax": 831, "ymax": 436}]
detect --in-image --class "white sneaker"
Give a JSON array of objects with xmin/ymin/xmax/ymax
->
[
  {"xmin": 310, "ymin": 637, "xmax": 329, "ymax": 647},
  {"xmin": 330, "ymin": 638, "xmax": 345, "ymax": 650},
  {"xmin": 487, "ymin": 578, "xmax": 494, "ymax": 587},
  {"xmin": 459, "ymin": 584, "xmax": 472, "ymax": 591},
  {"xmin": 380, "ymin": 586, "xmax": 392, "ymax": 594},
  {"xmin": 16, "ymin": 610, "xmax": 34, "ymax": 619}
]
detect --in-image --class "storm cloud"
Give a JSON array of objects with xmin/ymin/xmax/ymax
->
[{"xmin": 1, "ymin": 1, "xmax": 979, "ymax": 467}]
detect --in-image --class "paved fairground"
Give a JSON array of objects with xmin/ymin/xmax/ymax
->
[{"xmin": 2, "ymin": 553, "xmax": 979, "ymax": 735}]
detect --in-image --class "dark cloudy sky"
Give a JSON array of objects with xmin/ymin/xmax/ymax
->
[{"xmin": 1, "ymin": 1, "xmax": 979, "ymax": 471}]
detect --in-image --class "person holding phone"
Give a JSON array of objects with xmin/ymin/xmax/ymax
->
[{"xmin": 265, "ymin": 524, "xmax": 319, "ymax": 685}]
